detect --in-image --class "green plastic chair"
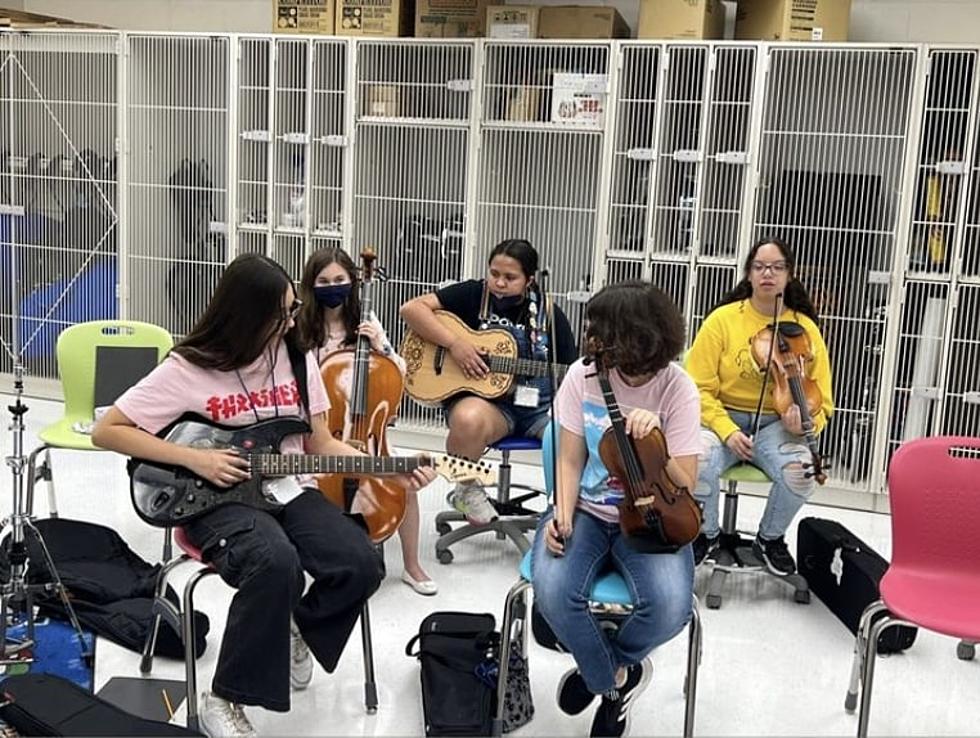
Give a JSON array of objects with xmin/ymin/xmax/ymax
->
[
  {"xmin": 704, "ymin": 462, "xmax": 811, "ymax": 608},
  {"xmin": 27, "ymin": 320, "xmax": 174, "ymax": 517}
]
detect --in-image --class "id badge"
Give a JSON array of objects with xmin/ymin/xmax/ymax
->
[{"xmin": 513, "ymin": 385, "xmax": 540, "ymax": 408}]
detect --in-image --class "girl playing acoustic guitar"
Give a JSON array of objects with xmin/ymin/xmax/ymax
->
[
  {"xmin": 294, "ymin": 246, "xmax": 437, "ymax": 596},
  {"xmin": 400, "ymin": 239, "xmax": 578, "ymax": 524},
  {"xmin": 534, "ymin": 282, "xmax": 700, "ymax": 738},
  {"xmin": 93, "ymin": 254, "xmax": 436, "ymax": 737}
]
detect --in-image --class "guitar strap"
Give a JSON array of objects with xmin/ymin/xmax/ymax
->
[{"xmin": 286, "ymin": 339, "xmax": 311, "ymax": 417}]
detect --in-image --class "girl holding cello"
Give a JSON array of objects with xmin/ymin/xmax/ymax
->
[
  {"xmin": 685, "ymin": 237, "xmax": 834, "ymax": 576},
  {"xmin": 534, "ymin": 282, "xmax": 701, "ymax": 738},
  {"xmin": 295, "ymin": 247, "xmax": 437, "ymax": 596}
]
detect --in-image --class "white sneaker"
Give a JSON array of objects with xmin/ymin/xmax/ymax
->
[
  {"xmin": 199, "ymin": 692, "xmax": 257, "ymax": 738},
  {"xmin": 290, "ymin": 618, "xmax": 313, "ymax": 691},
  {"xmin": 447, "ymin": 484, "xmax": 497, "ymax": 525}
]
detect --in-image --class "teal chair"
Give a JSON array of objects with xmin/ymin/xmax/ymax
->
[
  {"xmin": 493, "ymin": 423, "xmax": 703, "ymax": 737},
  {"xmin": 703, "ymin": 463, "xmax": 810, "ymax": 609},
  {"xmin": 26, "ymin": 320, "xmax": 173, "ymax": 517}
]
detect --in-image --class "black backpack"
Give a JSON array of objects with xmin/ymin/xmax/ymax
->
[{"xmin": 0, "ymin": 518, "xmax": 209, "ymax": 659}]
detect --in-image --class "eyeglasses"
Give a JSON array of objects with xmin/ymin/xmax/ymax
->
[
  {"xmin": 282, "ymin": 299, "xmax": 303, "ymax": 321},
  {"xmin": 750, "ymin": 261, "xmax": 788, "ymax": 275}
]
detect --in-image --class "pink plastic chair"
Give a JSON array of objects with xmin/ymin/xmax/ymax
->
[{"xmin": 844, "ymin": 436, "xmax": 980, "ymax": 737}]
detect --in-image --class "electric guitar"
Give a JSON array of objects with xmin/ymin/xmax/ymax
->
[
  {"xmin": 400, "ymin": 310, "xmax": 568, "ymax": 406},
  {"xmin": 129, "ymin": 415, "xmax": 495, "ymax": 527}
]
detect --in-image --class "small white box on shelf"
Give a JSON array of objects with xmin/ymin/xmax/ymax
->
[{"xmin": 550, "ymin": 73, "xmax": 608, "ymax": 128}]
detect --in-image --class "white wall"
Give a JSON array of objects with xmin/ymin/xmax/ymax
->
[{"xmin": 19, "ymin": 0, "xmax": 980, "ymax": 42}]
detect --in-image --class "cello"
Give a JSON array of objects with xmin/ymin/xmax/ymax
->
[{"xmin": 317, "ymin": 248, "xmax": 408, "ymax": 542}]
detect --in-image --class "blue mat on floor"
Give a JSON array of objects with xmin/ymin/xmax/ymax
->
[{"xmin": 3, "ymin": 617, "xmax": 96, "ymax": 691}]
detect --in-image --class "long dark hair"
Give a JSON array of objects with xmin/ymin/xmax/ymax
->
[
  {"xmin": 711, "ymin": 237, "xmax": 819, "ymax": 323},
  {"xmin": 585, "ymin": 282, "xmax": 685, "ymax": 376},
  {"xmin": 488, "ymin": 238, "xmax": 541, "ymax": 326},
  {"xmin": 173, "ymin": 253, "xmax": 297, "ymax": 370},
  {"xmin": 294, "ymin": 247, "xmax": 362, "ymax": 353}
]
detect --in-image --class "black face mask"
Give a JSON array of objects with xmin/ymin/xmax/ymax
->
[
  {"xmin": 314, "ymin": 283, "xmax": 352, "ymax": 308},
  {"xmin": 491, "ymin": 293, "xmax": 524, "ymax": 311}
]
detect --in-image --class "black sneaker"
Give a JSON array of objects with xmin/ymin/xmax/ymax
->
[
  {"xmin": 557, "ymin": 667, "xmax": 596, "ymax": 715},
  {"xmin": 692, "ymin": 532, "xmax": 720, "ymax": 566},
  {"xmin": 753, "ymin": 535, "xmax": 796, "ymax": 576},
  {"xmin": 589, "ymin": 658, "xmax": 653, "ymax": 738}
]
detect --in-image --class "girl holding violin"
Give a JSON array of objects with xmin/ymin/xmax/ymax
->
[
  {"xmin": 685, "ymin": 237, "xmax": 834, "ymax": 576},
  {"xmin": 295, "ymin": 247, "xmax": 437, "ymax": 596},
  {"xmin": 533, "ymin": 282, "xmax": 701, "ymax": 738}
]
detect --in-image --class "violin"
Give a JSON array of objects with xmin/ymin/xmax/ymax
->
[
  {"xmin": 588, "ymin": 351, "xmax": 702, "ymax": 553},
  {"xmin": 750, "ymin": 321, "xmax": 827, "ymax": 485},
  {"xmin": 317, "ymin": 248, "xmax": 408, "ymax": 542}
]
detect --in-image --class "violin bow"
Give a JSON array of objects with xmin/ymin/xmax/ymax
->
[{"xmin": 750, "ymin": 292, "xmax": 783, "ymax": 440}]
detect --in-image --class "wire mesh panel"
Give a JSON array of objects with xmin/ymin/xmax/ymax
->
[
  {"xmin": 0, "ymin": 31, "xmax": 120, "ymax": 378},
  {"xmin": 942, "ymin": 283, "xmax": 980, "ymax": 435},
  {"xmin": 752, "ymin": 46, "xmax": 918, "ymax": 491},
  {"xmin": 606, "ymin": 44, "xmax": 662, "ymax": 267},
  {"xmin": 236, "ymin": 37, "xmax": 272, "ymax": 251},
  {"xmin": 964, "ymin": 75, "xmax": 980, "ymax": 279},
  {"xmin": 480, "ymin": 42, "xmax": 608, "ymax": 292},
  {"xmin": 273, "ymin": 38, "xmax": 309, "ymax": 250},
  {"xmin": 128, "ymin": 34, "xmax": 229, "ymax": 338},
  {"xmin": 699, "ymin": 45, "xmax": 757, "ymax": 260},
  {"xmin": 907, "ymin": 50, "xmax": 976, "ymax": 279},
  {"xmin": 690, "ymin": 262, "xmax": 736, "ymax": 338},
  {"xmin": 310, "ymin": 40, "xmax": 347, "ymax": 242},
  {"xmin": 352, "ymin": 40, "xmax": 474, "ymax": 429}
]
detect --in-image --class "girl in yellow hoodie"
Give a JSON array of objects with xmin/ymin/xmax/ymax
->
[{"xmin": 685, "ymin": 238, "xmax": 833, "ymax": 576}]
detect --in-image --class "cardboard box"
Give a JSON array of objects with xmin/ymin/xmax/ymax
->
[
  {"xmin": 551, "ymin": 73, "xmax": 608, "ymax": 128},
  {"xmin": 336, "ymin": 0, "xmax": 415, "ymax": 36},
  {"xmin": 361, "ymin": 84, "xmax": 402, "ymax": 117},
  {"xmin": 275, "ymin": 0, "xmax": 335, "ymax": 33},
  {"xmin": 735, "ymin": 0, "xmax": 851, "ymax": 41},
  {"xmin": 537, "ymin": 6, "xmax": 630, "ymax": 39},
  {"xmin": 506, "ymin": 86, "xmax": 543, "ymax": 122},
  {"xmin": 486, "ymin": 5, "xmax": 539, "ymax": 39},
  {"xmin": 416, "ymin": 0, "xmax": 488, "ymax": 37},
  {"xmin": 637, "ymin": 0, "xmax": 725, "ymax": 40}
]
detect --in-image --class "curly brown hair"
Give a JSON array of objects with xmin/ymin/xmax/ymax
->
[{"xmin": 585, "ymin": 281, "xmax": 686, "ymax": 376}]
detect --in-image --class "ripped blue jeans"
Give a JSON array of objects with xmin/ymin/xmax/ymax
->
[{"xmin": 693, "ymin": 411, "xmax": 815, "ymax": 540}]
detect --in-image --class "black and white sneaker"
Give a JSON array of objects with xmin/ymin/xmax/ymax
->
[
  {"xmin": 692, "ymin": 532, "xmax": 720, "ymax": 566},
  {"xmin": 557, "ymin": 667, "xmax": 596, "ymax": 715},
  {"xmin": 589, "ymin": 658, "xmax": 653, "ymax": 738},
  {"xmin": 752, "ymin": 535, "xmax": 796, "ymax": 576}
]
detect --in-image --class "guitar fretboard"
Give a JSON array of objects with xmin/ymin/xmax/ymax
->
[
  {"xmin": 484, "ymin": 354, "xmax": 568, "ymax": 379},
  {"xmin": 254, "ymin": 455, "xmax": 425, "ymax": 477}
]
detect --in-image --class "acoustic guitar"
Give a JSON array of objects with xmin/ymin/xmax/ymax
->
[{"xmin": 400, "ymin": 310, "xmax": 568, "ymax": 406}]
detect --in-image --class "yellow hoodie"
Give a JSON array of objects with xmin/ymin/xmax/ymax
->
[{"xmin": 685, "ymin": 300, "xmax": 834, "ymax": 442}]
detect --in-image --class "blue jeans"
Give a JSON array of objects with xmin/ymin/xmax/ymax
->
[
  {"xmin": 693, "ymin": 411, "xmax": 816, "ymax": 540},
  {"xmin": 531, "ymin": 509, "xmax": 694, "ymax": 695}
]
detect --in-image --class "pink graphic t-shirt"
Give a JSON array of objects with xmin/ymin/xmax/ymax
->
[
  {"xmin": 556, "ymin": 358, "xmax": 702, "ymax": 523},
  {"xmin": 116, "ymin": 340, "xmax": 330, "ymax": 503}
]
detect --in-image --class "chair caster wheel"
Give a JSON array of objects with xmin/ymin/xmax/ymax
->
[
  {"xmin": 794, "ymin": 589, "xmax": 811, "ymax": 604},
  {"xmin": 844, "ymin": 692, "xmax": 857, "ymax": 712},
  {"xmin": 437, "ymin": 549, "xmax": 454, "ymax": 565},
  {"xmin": 957, "ymin": 641, "xmax": 975, "ymax": 661},
  {"xmin": 706, "ymin": 594, "xmax": 722, "ymax": 609},
  {"xmin": 436, "ymin": 522, "xmax": 452, "ymax": 536}
]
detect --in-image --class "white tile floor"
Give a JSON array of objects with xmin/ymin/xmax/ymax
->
[{"xmin": 1, "ymin": 394, "xmax": 977, "ymax": 736}]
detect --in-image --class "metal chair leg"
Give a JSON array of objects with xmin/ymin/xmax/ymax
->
[
  {"xmin": 856, "ymin": 615, "xmax": 912, "ymax": 738},
  {"xmin": 845, "ymin": 600, "xmax": 889, "ymax": 713},
  {"xmin": 24, "ymin": 445, "xmax": 50, "ymax": 519},
  {"xmin": 183, "ymin": 568, "xmax": 217, "ymax": 733},
  {"xmin": 493, "ymin": 578, "xmax": 532, "ymax": 737},
  {"xmin": 683, "ymin": 596, "xmax": 703, "ymax": 738},
  {"xmin": 360, "ymin": 602, "xmax": 378, "ymax": 714}
]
